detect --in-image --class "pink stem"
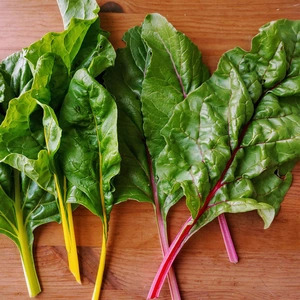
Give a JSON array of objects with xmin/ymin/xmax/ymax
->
[
  {"xmin": 218, "ymin": 214, "xmax": 238, "ymax": 263},
  {"xmin": 147, "ymin": 150, "xmax": 181, "ymax": 300},
  {"xmin": 147, "ymin": 217, "xmax": 194, "ymax": 299},
  {"xmin": 147, "ymin": 174, "xmax": 234, "ymax": 298}
]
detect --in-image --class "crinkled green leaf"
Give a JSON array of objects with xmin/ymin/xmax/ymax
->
[
  {"xmin": 72, "ymin": 20, "xmax": 116, "ymax": 78},
  {"xmin": 141, "ymin": 13, "xmax": 210, "ymax": 160},
  {"xmin": 0, "ymin": 94, "xmax": 58, "ymax": 194},
  {"xmin": 24, "ymin": 16, "xmax": 97, "ymax": 74},
  {"xmin": 104, "ymin": 15, "xmax": 210, "ymax": 213},
  {"xmin": 59, "ymin": 68, "xmax": 120, "ymax": 219},
  {"xmin": 104, "ymin": 17, "xmax": 210, "ymax": 298},
  {"xmin": 24, "ymin": 2, "xmax": 113, "ymax": 81},
  {"xmin": 157, "ymin": 19, "xmax": 300, "ymax": 227},
  {"xmin": 1, "ymin": 51, "xmax": 33, "ymax": 97},
  {"xmin": 0, "ymin": 51, "xmax": 33, "ymax": 119},
  {"xmin": 57, "ymin": 0, "xmax": 100, "ymax": 30},
  {"xmin": 31, "ymin": 52, "xmax": 70, "ymax": 110},
  {"xmin": 104, "ymin": 26, "xmax": 152, "ymax": 204},
  {"xmin": 0, "ymin": 70, "xmax": 14, "ymax": 114}
]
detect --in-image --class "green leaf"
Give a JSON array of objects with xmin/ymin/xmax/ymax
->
[
  {"xmin": 24, "ymin": 14, "xmax": 98, "ymax": 74},
  {"xmin": 0, "ymin": 68, "xmax": 83, "ymax": 281},
  {"xmin": 104, "ymin": 16, "xmax": 210, "ymax": 299},
  {"xmin": 0, "ymin": 168, "xmax": 59, "ymax": 297},
  {"xmin": 104, "ymin": 14, "xmax": 210, "ymax": 212},
  {"xmin": 59, "ymin": 68, "xmax": 120, "ymax": 298},
  {"xmin": 0, "ymin": 70, "xmax": 15, "ymax": 114},
  {"xmin": 0, "ymin": 50, "xmax": 33, "ymax": 115},
  {"xmin": 1, "ymin": 51, "xmax": 33, "ymax": 98},
  {"xmin": 59, "ymin": 68, "xmax": 120, "ymax": 219},
  {"xmin": 0, "ymin": 94, "xmax": 57, "ymax": 194},
  {"xmin": 104, "ymin": 26, "xmax": 152, "ymax": 204},
  {"xmin": 141, "ymin": 13, "xmax": 210, "ymax": 160},
  {"xmin": 57, "ymin": 0, "xmax": 100, "ymax": 30},
  {"xmin": 72, "ymin": 20, "xmax": 116, "ymax": 78},
  {"xmin": 157, "ymin": 19, "xmax": 300, "ymax": 224},
  {"xmin": 31, "ymin": 53, "xmax": 70, "ymax": 110}
]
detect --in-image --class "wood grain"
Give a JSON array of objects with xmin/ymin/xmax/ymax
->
[{"xmin": 0, "ymin": 0, "xmax": 300, "ymax": 299}]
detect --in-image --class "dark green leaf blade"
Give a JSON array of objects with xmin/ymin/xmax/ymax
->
[
  {"xmin": 1, "ymin": 51, "xmax": 33, "ymax": 98},
  {"xmin": 104, "ymin": 26, "xmax": 152, "ymax": 204},
  {"xmin": 157, "ymin": 19, "xmax": 300, "ymax": 224},
  {"xmin": 141, "ymin": 13, "xmax": 210, "ymax": 160},
  {"xmin": 59, "ymin": 68, "xmax": 120, "ymax": 219}
]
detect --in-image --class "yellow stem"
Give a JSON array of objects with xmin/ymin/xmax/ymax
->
[
  {"xmin": 14, "ymin": 170, "xmax": 41, "ymax": 297},
  {"xmin": 54, "ymin": 175, "xmax": 81, "ymax": 283},
  {"xmin": 91, "ymin": 225, "xmax": 107, "ymax": 300}
]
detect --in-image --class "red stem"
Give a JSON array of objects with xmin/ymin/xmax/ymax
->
[
  {"xmin": 147, "ymin": 185, "xmax": 220, "ymax": 299},
  {"xmin": 148, "ymin": 117, "xmax": 251, "ymax": 298},
  {"xmin": 147, "ymin": 150, "xmax": 182, "ymax": 300},
  {"xmin": 147, "ymin": 217, "xmax": 194, "ymax": 299},
  {"xmin": 218, "ymin": 214, "xmax": 238, "ymax": 263}
]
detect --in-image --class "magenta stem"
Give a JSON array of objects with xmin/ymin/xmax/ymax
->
[
  {"xmin": 147, "ymin": 150, "xmax": 181, "ymax": 300},
  {"xmin": 218, "ymin": 214, "xmax": 238, "ymax": 263},
  {"xmin": 147, "ymin": 217, "xmax": 194, "ymax": 299}
]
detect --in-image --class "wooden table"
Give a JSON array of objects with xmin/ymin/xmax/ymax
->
[{"xmin": 0, "ymin": 0, "xmax": 300, "ymax": 299}]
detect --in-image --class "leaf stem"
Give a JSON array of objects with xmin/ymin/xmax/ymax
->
[
  {"xmin": 92, "ymin": 225, "xmax": 107, "ymax": 300},
  {"xmin": 14, "ymin": 169, "xmax": 41, "ymax": 297},
  {"xmin": 147, "ymin": 218, "xmax": 193, "ymax": 299},
  {"xmin": 218, "ymin": 214, "xmax": 238, "ymax": 263},
  {"xmin": 148, "ymin": 113, "xmax": 251, "ymax": 298},
  {"xmin": 54, "ymin": 175, "xmax": 81, "ymax": 283},
  {"xmin": 92, "ymin": 145, "xmax": 109, "ymax": 300},
  {"xmin": 147, "ymin": 149, "xmax": 181, "ymax": 300}
]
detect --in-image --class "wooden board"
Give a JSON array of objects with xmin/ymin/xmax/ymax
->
[{"xmin": 0, "ymin": 0, "xmax": 300, "ymax": 299}]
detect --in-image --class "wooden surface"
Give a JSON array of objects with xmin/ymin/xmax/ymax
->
[{"xmin": 0, "ymin": 0, "xmax": 300, "ymax": 299}]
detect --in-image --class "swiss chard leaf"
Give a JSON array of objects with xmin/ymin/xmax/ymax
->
[
  {"xmin": 104, "ymin": 14, "xmax": 210, "ymax": 300},
  {"xmin": 59, "ymin": 68, "xmax": 120, "ymax": 220},
  {"xmin": 59, "ymin": 67, "xmax": 120, "ymax": 299},
  {"xmin": 105, "ymin": 13, "xmax": 210, "ymax": 212},
  {"xmin": 57, "ymin": 0, "xmax": 100, "ymax": 30},
  {"xmin": 0, "ymin": 161, "xmax": 59, "ymax": 298},
  {"xmin": 0, "ymin": 93, "xmax": 57, "ymax": 195},
  {"xmin": 157, "ymin": 19, "xmax": 300, "ymax": 223},
  {"xmin": 0, "ymin": 0, "xmax": 117, "ymax": 296},
  {"xmin": 141, "ymin": 13, "xmax": 210, "ymax": 161},
  {"xmin": 0, "ymin": 45, "xmax": 80, "ymax": 286},
  {"xmin": 24, "ymin": 0, "xmax": 114, "ymax": 81},
  {"xmin": 0, "ymin": 51, "xmax": 33, "ymax": 98},
  {"xmin": 148, "ymin": 19, "xmax": 300, "ymax": 299},
  {"xmin": 104, "ymin": 26, "xmax": 152, "ymax": 204}
]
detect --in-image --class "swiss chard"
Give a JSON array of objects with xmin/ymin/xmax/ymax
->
[
  {"xmin": 21, "ymin": 0, "xmax": 116, "ymax": 282},
  {"xmin": 59, "ymin": 68, "xmax": 120, "ymax": 299},
  {"xmin": 0, "ymin": 165, "xmax": 60, "ymax": 297},
  {"xmin": 148, "ymin": 19, "xmax": 300, "ymax": 298},
  {"xmin": 0, "ymin": 52, "xmax": 59, "ymax": 297},
  {"xmin": 0, "ymin": 0, "xmax": 118, "ymax": 297},
  {"xmin": 105, "ymin": 15, "xmax": 300, "ymax": 299},
  {"xmin": 104, "ymin": 13, "xmax": 210, "ymax": 299}
]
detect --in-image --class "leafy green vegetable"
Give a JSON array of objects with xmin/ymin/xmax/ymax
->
[
  {"xmin": 148, "ymin": 19, "xmax": 300, "ymax": 298},
  {"xmin": 0, "ymin": 51, "xmax": 59, "ymax": 297},
  {"xmin": 0, "ymin": 167, "xmax": 59, "ymax": 297},
  {"xmin": 59, "ymin": 68, "xmax": 120, "ymax": 299},
  {"xmin": 104, "ymin": 13, "xmax": 210, "ymax": 299},
  {"xmin": 0, "ymin": 0, "xmax": 118, "ymax": 296},
  {"xmin": 2, "ymin": 1, "xmax": 300, "ymax": 298}
]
